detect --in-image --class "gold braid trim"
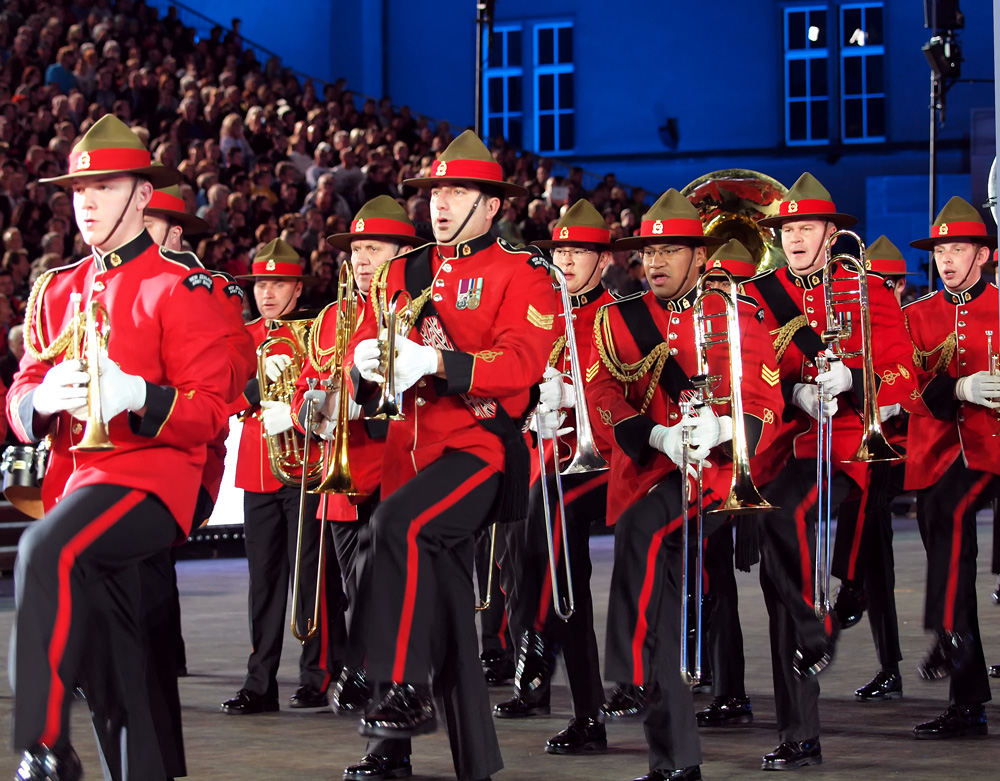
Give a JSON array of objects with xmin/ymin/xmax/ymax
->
[
  {"xmin": 772, "ymin": 314, "xmax": 808, "ymax": 363},
  {"xmin": 547, "ymin": 336, "xmax": 566, "ymax": 368},
  {"xmin": 913, "ymin": 332, "xmax": 957, "ymax": 375},
  {"xmin": 593, "ymin": 305, "xmax": 671, "ymax": 415},
  {"xmin": 307, "ymin": 302, "xmax": 338, "ymax": 372},
  {"xmin": 23, "ymin": 270, "xmax": 80, "ymax": 363}
]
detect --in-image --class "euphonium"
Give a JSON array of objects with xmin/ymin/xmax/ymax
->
[
  {"xmin": 369, "ymin": 290, "xmax": 414, "ymax": 420},
  {"xmin": 257, "ymin": 313, "xmax": 322, "ymax": 487},
  {"xmin": 316, "ymin": 260, "xmax": 362, "ymax": 494}
]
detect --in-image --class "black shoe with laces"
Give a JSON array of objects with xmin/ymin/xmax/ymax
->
[
  {"xmin": 333, "ymin": 667, "xmax": 373, "ymax": 715},
  {"xmin": 15, "ymin": 745, "xmax": 82, "ymax": 781},
  {"xmin": 343, "ymin": 752, "xmax": 412, "ymax": 780},
  {"xmin": 913, "ymin": 704, "xmax": 988, "ymax": 739},
  {"xmin": 854, "ymin": 668, "xmax": 902, "ymax": 701},
  {"xmin": 600, "ymin": 682, "xmax": 659, "ymax": 720},
  {"xmin": 833, "ymin": 582, "xmax": 867, "ymax": 628},
  {"xmin": 696, "ymin": 695, "xmax": 753, "ymax": 726},
  {"xmin": 761, "ymin": 739, "xmax": 822, "ymax": 770},
  {"xmin": 220, "ymin": 687, "xmax": 279, "ymax": 714},
  {"xmin": 481, "ymin": 649, "xmax": 515, "ymax": 687},
  {"xmin": 631, "ymin": 767, "xmax": 701, "ymax": 781},
  {"xmin": 544, "ymin": 716, "xmax": 607, "ymax": 754},
  {"xmin": 360, "ymin": 683, "xmax": 436, "ymax": 738}
]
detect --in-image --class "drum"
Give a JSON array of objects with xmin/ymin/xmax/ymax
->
[{"xmin": 2, "ymin": 441, "xmax": 50, "ymax": 519}]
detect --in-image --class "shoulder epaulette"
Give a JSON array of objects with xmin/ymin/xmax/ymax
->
[
  {"xmin": 245, "ymin": 315, "xmax": 263, "ymax": 326},
  {"xmin": 743, "ymin": 267, "xmax": 778, "ymax": 287},
  {"xmin": 601, "ymin": 290, "xmax": 647, "ymax": 308},
  {"xmin": 159, "ymin": 247, "xmax": 204, "ymax": 269},
  {"xmin": 902, "ymin": 289, "xmax": 938, "ymax": 310}
]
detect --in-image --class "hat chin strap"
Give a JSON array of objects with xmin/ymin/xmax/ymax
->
[
  {"xmin": 439, "ymin": 192, "xmax": 484, "ymax": 245},
  {"xmin": 94, "ymin": 177, "xmax": 140, "ymax": 256}
]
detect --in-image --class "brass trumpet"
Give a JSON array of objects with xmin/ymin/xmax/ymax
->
[
  {"xmin": 72, "ymin": 295, "xmax": 115, "ymax": 452},
  {"xmin": 369, "ymin": 290, "xmax": 413, "ymax": 420},
  {"xmin": 680, "ymin": 269, "xmax": 775, "ymax": 684},
  {"xmin": 814, "ymin": 229, "xmax": 902, "ymax": 619}
]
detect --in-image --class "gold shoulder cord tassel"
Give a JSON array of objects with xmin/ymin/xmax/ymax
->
[
  {"xmin": 912, "ymin": 333, "xmax": 957, "ymax": 375},
  {"xmin": 593, "ymin": 306, "xmax": 671, "ymax": 415},
  {"xmin": 772, "ymin": 314, "xmax": 808, "ymax": 363},
  {"xmin": 23, "ymin": 270, "xmax": 80, "ymax": 362},
  {"xmin": 547, "ymin": 335, "xmax": 567, "ymax": 368}
]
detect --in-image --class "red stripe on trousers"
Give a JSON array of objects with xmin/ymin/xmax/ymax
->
[
  {"xmin": 943, "ymin": 473, "xmax": 992, "ymax": 631},
  {"xmin": 534, "ymin": 472, "xmax": 607, "ymax": 630},
  {"xmin": 392, "ymin": 466, "xmax": 495, "ymax": 683},
  {"xmin": 629, "ymin": 512, "xmax": 685, "ymax": 686},
  {"xmin": 796, "ymin": 485, "xmax": 818, "ymax": 608},
  {"xmin": 846, "ymin": 479, "xmax": 870, "ymax": 581},
  {"xmin": 41, "ymin": 489, "xmax": 145, "ymax": 746}
]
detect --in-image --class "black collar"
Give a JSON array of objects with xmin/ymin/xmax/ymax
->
[
  {"xmin": 571, "ymin": 284, "xmax": 605, "ymax": 309},
  {"xmin": 654, "ymin": 283, "xmax": 698, "ymax": 313},
  {"xmin": 93, "ymin": 230, "xmax": 154, "ymax": 272},
  {"xmin": 436, "ymin": 232, "xmax": 494, "ymax": 260},
  {"xmin": 944, "ymin": 276, "xmax": 989, "ymax": 306},
  {"xmin": 785, "ymin": 265, "xmax": 823, "ymax": 290}
]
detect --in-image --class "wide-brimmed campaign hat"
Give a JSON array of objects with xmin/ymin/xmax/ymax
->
[
  {"xmin": 403, "ymin": 130, "xmax": 527, "ymax": 197},
  {"xmin": 704, "ymin": 238, "xmax": 757, "ymax": 279},
  {"xmin": 146, "ymin": 168, "xmax": 209, "ymax": 235},
  {"xmin": 326, "ymin": 195, "xmax": 427, "ymax": 252},
  {"xmin": 236, "ymin": 238, "xmax": 316, "ymax": 284},
  {"xmin": 533, "ymin": 199, "xmax": 611, "ymax": 249},
  {"xmin": 614, "ymin": 189, "xmax": 726, "ymax": 251},
  {"xmin": 757, "ymin": 172, "xmax": 857, "ymax": 230},
  {"xmin": 866, "ymin": 235, "xmax": 917, "ymax": 276},
  {"xmin": 909, "ymin": 196, "xmax": 998, "ymax": 251},
  {"xmin": 41, "ymin": 114, "xmax": 180, "ymax": 188}
]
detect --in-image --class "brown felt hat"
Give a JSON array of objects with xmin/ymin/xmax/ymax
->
[
  {"xmin": 614, "ymin": 189, "xmax": 726, "ymax": 251},
  {"xmin": 909, "ymin": 196, "xmax": 997, "ymax": 251},
  {"xmin": 326, "ymin": 195, "xmax": 427, "ymax": 251},
  {"xmin": 704, "ymin": 239, "xmax": 757, "ymax": 279},
  {"xmin": 757, "ymin": 172, "xmax": 857, "ymax": 230},
  {"xmin": 403, "ymin": 130, "xmax": 527, "ymax": 197},
  {"xmin": 533, "ymin": 199, "xmax": 612, "ymax": 249}
]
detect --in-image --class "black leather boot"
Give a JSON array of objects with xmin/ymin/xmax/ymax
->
[
  {"xmin": 833, "ymin": 582, "xmax": 867, "ymax": 628},
  {"xmin": 913, "ymin": 703, "xmax": 987, "ymax": 739},
  {"xmin": 600, "ymin": 682, "xmax": 659, "ymax": 720},
  {"xmin": 332, "ymin": 666, "xmax": 373, "ymax": 715},
  {"xmin": 544, "ymin": 715, "xmax": 607, "ymax": 754},
  {"xmin": 761, "ymin": 739, "xmax": 822, "ymax": 770},
  {"xmin": 480, "ymin": 649, "xmax": 515, "ymax": 687}
]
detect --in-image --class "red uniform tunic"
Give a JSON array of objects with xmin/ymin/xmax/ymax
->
[
  {"xmin": 740, "ymin": 265, "xmax": 919, "ymax": 486},
  {"xmin": 234, "ymin": 317, "xmax": 320, "ymax": 494},
  {"xmin": 8, "ymin": 231, "xmax": 250, "ymax": 534},
  {"xmin": 586, "ymin": 285, "xmax": 781, "ymax": 526},
  {"xmin": 530, "ymin": 285, "xmax": 615, "ymax": 482},
  {"xmin": 346, "ymin": 233, "xmax": 562, "ymax": 500},
  {"xmin": 292, "ymin": 293, "xmax": 386, "ymax": 521},
  {"xmin": 903, "ymin": 277, "xmax": 1000, "ymax": 489}
]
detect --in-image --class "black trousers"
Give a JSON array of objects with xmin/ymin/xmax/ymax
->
[
  {"xmin": 702, "ymin": 522, "xmax": 746, "ymax": 698},
  {"xmin": 365, "ymin": 452, "xmax": 503, "ymax": 781},
  {"xmin": 505, "ymin": 469, "xmax": 607, "ymax": 716},
  {"xmin": 605, "ymin": 472, "xmax": 704, "ymax": 771},
  {"xmin": 242, "ymin": 485, "xmax": 335, "ymax": 696},
  {"xmin": 758, "ymin": 458, "xmax": 851, "ymax": 743},
  {"xmin": 916, "ymin": 456, "xmax": 996, "ymax": 707},
  {"xmin": 13, "ymin": 484, "xmax": 178, "ymax": 781},
  {"xmin": 329, "ymin": 492, "xmax": 378, "ymax": 668}
]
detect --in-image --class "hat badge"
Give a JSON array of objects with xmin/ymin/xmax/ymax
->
[
  {"xmin": 712, "ymin": 260, "xmax": 721, "ymax": 267},
  {"xmin": 787, "ymin": 200, "xmax": 799, "ymax": 213},
  {"xmin": 356, "ymin": 218, "xmax": 365, "ymax": 232},
  {"xmin": 265, "ymin": 259, "xmax": 276, "ymax": 271},
  {"xmin": 77, "ymin": 151, "xmax": 91, "ymax": 171},
  {"xmin": 939, "ymin": 223, "xmax": 949, "ymax": 235},
  {"xmin": 435, "ymin": 161, "xmax": 447, "ymax": 177},
  {"xmin": 559, "ymin": 227, "xmax": 569, "ymax": 239},
  {"xmin": 652, "ymin": 220, "xmax": 663, "ymax": 235}
]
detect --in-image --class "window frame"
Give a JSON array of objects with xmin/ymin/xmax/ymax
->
[
  {"xmin": 839, "ymin": 1, "xmax": 886, "ymax": 144},
  {"xmin": 532, "ymin": 20, "xmax": 575, "ymax": 155},
  {"xmin": 482, "ymin": 23, "xmax": 524, "ymax": 146}
]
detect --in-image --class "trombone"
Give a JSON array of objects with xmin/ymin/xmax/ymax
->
[
  {"xmin": 369, "ymin": 290, "xmax": 413, "ymax": 420},
  {"xmin": 680, "ymin": 269, "xmax": 775, "ymax": 684},
  {"xmin": 290, "ymin": 376, "xmax": 324, "ymax": 642},
  {"xmin": 533, "ymin": 266, "xmax": 609, "ymax": 622},
  {"xmin": 813, "ymin": 230, "xmax": 902, "ymax": 619}
]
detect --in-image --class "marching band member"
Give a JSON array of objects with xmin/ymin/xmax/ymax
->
[
  {"xmin": 492, "ymin": 200, "xmax": 615, "ymax": 757},
  {"xmin": 221, "ymin": 239, "xmax": 339, "ymax": 715},
  {"xmin": 345, "ymin": 130, "xmax": 560, "ymax": 781},
  {"xmin": 588, "ymin": 190, "xmax": 779, "ymax": 781},
  {"xmin": 741, "ymin": 173, "xmax": 917, "ymax": 770},
  {"xmin": 695, "ymin": 239, "xmax": 759, "ymax": 729},
  {"xmin": 8, "ymin": 115, "xmax": 253, "ymax": 780},
  {"xmin": 291, "ymin": 196, "xmax": 423, "ymax": 781},
  {"xmin": 835, "ymin": 236, "xmax": 914, "ymax": 703},
  {"xmin": 903, "ymin": 197, "xmax": 998, "ymax": 739}
]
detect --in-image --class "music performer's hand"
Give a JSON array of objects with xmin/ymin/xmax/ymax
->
[
  {"xmin": 538, "ymin": 366, "xmax": 575, "ymax": 410},
  {"xmin": 260, "ymin": 400, "xmax": 294, "ymax": 436},
  {"xmin": 98, "ymin": 352, "xmax": 147, "ymax": 422},
  {"xmin": 354, "ymin": 339, "xmax": 383, "ymax": 383},
  {"xmin": 814, "ymin": 350, "xmax": 852, "ymax": 396},
  {"xmin": 792, "ymin": 382, "xmax": 839, "ymax": 421},
  {"xmin": 32, "ymin": 359, "xmax": 90, "ymax": 420},
  {"xmin": 264, "ymin": 353, "xmax": 292, "ymax": 382},
  {"xmin": 956, "ymin": 371, "xmax": 1000, "ymax": 409},
  {"xmin": 392, "ymin": 335, "xmax": 438, "ymax": 394}
]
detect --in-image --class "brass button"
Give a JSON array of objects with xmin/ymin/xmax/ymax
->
[
  {"xmin": 805, "ymin": 294, "xmax": 813, "ymax": 301},
  {"xmin": 960, "ymin": 309, "xmax": 968, "ymax": 315},
  {"xmin": 670, "ymin": 347, "xmax": 678, "ymax": 355},
  {"xmin": 958, "ymin": 321, "xmax": 966, "ymax": 327},
  {"xmin": 93, "ymin": 281, "xmax": 106, "ymax": 292},
  {"xmin": 72, "ymin": 423, "xmax": 83, "ymax": 435},
  {"xmin": 669, "ymin": 412, "xmax": 678, "ymax": 420},
  {"xmin": 417, "ymin": 379, "xmax": 426, "ymax": 388},
  {"xmin": 959, "ymin": 347, "xmax": 967, "ymax": 354},
  {"xmin": 960, "ymin": 360, "xmax": 966, "ymax": 366},
  {"xmin": 809, "ymin": 320, "xmax": 818, "ymax": 328},
  {"xmin": 435, "ymin": 280, "xmax": 445, "ymax": 287},
  {"xmin": 806, "ymin": 307, "xmax": 814, "ymax": 313},
  {"xmin": 571, "ymin": 313, "xmax": 577, "ymax": 321},
  {"xmin": 668, "ymin": 332, "xmax": 677, "ymax": 340},
  {"xmin": 416, "ymin": 397, "xmax": 426, "ymax": 407},
  {"xmin": 671, "ymin": 317, "xmax": 680, "ymax": 325},
  {"xmin": 959, "ymin": 334, "xmax": 966, "ymax": 340},
  {"xmin": 442, "ymin": 263, "xmax": 452, "ymax": 272},
  {"xmin": 433, "ymin": 294, "xmax": 443, "ymax": 302},
  {"xmin": 805, "ymin": 360, "xmax": 813, "ymax": 367}
]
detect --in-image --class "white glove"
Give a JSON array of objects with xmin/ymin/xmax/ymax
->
[
  {"xmin": 878, "ymin": 403, "xmax": 901, "ymax": 422},
  {"xmin": 538, "ymin": 366, "xmax": 576, "ymax": 410},
  {"xmin": 354, "ymin": 338, "xmax": 383, "ymax": 383},
  {"xmin": 392, "ymin": 335, "xmax": 438, "ymax": 394},
  {"xmin": 98, "ymin": 352, "xmax": 146, "ymax": 422},
  {"xmin": 649, "ymin": 418, "xmax": 713, "ymax": 466},
  {"xmin": 533, "ymin": 407, "xmax": 565, "ymax": 440},
  {"xmin": 956, "ymin": 371, "xmax": 1000, "ymax": 409},
  {"xmin": 307, "ymin": 389, "xmax": 362, "ymax": 440},
  {"xmin": 260, "ymin": 400, "xmax": 293, "ymax": 436},
  {"xmin": 32, "ymin": 359, "xmax": 90, "ymax": 419},
  {"xmin": 264, "ymin": 353, "xmax": 292, "ymax": 382},
  {"xmin": 792, "ymin": 382, "xmax": 839, "ymax": 421},
  {"xmin": 815, "ymin": 350, "xmax": 852, "ymax": 396}
]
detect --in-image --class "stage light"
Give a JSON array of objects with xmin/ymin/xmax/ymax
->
[{"xmin": 922, "ymin": 35, "xmax": 962, "ymax": 79}]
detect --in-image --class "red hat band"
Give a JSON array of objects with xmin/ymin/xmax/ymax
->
[
  {"xmin": 351, "ymin": 217, "xmax": 417, "ymax": 237},
  {"xmin": 251, "ymin": 260, "xmax": 304, "ymax": 277},
  {"xmin": 639, "ymin": 217, "xmax": 704, "ymax": 238},
  {"xmin": 148, "ymin": 190, "xmax": 185, "ymax": 214},
  {"xmin": 933, "ymin": 221, "xmax": 987, "ymax": 238},
  {"xmin": 430, "ymin": 158, "xmax": 504, "ymax": 185},
  {"xmin": 553, "ymin": 225, "xmax": 611, "ymax": 244},
  {"xmin": 69, "ymin": 147, "xmax": 151, "ymax": 176},
  {"xmin": 779, "ymin": 197, "xmax": 837, "ymax": 218},
  {"xmin": 707, "ymin": 258, "xmax": 756, "ymax": 277},
  {"xmin": 868, "ymin": 259, "xmax": 908, "ymax": 275}
]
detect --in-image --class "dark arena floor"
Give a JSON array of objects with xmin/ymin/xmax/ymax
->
[{"xmin": 0, "ymin": 514, "xmax": 997, "ymax": 780}]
